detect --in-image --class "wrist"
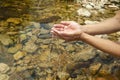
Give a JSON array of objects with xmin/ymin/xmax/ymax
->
[
  {"xmin": 73, "ymin": 32, "xmax": 84, "ymax": 41},
  {"xmin": 77, "ymin": 32, "xmax": 89, "ymax": 41},
  {"xmin": 81, "ymin": 25, "xmax": 88, "ymax": 33}
]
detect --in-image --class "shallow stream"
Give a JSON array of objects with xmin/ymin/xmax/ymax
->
[{"xmin": 0, "ymin": 0, "xmax": 120, "ymax": 80}]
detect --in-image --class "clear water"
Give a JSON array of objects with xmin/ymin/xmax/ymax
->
[{"xmin": 0, "ymin": 0, "xmax": 120, "ymax": 80}]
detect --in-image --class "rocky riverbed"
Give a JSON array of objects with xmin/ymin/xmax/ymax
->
[{"xmin": 0, "ymin": 0, "xmax": 120, "ymax": 80}]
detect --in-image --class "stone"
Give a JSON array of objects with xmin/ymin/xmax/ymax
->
[
  {"xmin": 0, "ymin": 34, "xmax": 13, "ymax": 46},
  {"xmin": 26, "ymin": 32, "xmax": 33, "ymax": 37},
  {"xmin": 23, "ymin": 41, "xmax": 38, "ymax": 53},
  {"xmin": 7, "ymin": 44, "xmax": 22, "ymax": 54},
  {"xmin": 46, "ymin": 74, "xmax": 53, "ymax": 80},
  {"xmin": 6, "ymin": 32, "xmax": 19, "ymax": 35},
  {"xmin": 16, "ymin": 66, "xmax": 27, "ymax": 72},
  {"xmin": 23, "ymin": 55, "xmax": 32, "ymax": 64},
  {"xmin": 30, "ymin": 35, "xmax": 38, "ymax": 42},
  {"xmin": 13, "ymin": 51, "xmax": 27, "ymax": 60},
  {"xmin": 0, "ymin": 74, "xmax": 9, "ymax": 80},
  {"xmin": 108, "ymin": 5, "xmax": 119, "ymax": 9},
  {"xmin": 6, "ymin": 18, "xmax": 22, "ymax": 25},
  {"xmin": 0, "ymin": 63, "xmax": 10, "ymax": 74},
  {"xmin": 20, "ymin": 34, "xmax": 27, "ymax": 42},
  {"xmin": 98, "ymin": 9, "xmax": 105, "ymax": 14},
  {"xmin": 77, "ymin": 8, "xmax": 91, "ymax": 17},
  {"xmin": 57, "ymin": 72, "xmax": 69, "ymax": 80},
  {"xmin": 40, "ymin": 45, "xmax": 48, "ymax": 49},
  {"xmin": 32, "ymin": 28, "xmax": 41, "ymax": 35},
  {"xmin": 73, "ymin": 48, "xmax": 96, "ymax": 61},
  {"xmin": 99, "ymin": 65, "xmax": 111, "ymax": 75},
  {"xmin": 85, "ymin": 4, "xmax": 93, "ymax": 9},
  {"xmin": 65, "ymin": 44, "xmax": 75, "ymax": 52},
  {"xmin": 89, "ymin": 63, "xmax": 102, "ymax": 75},
  {"xmin": 39, "ymin": 50, "xmax": 50, "ymax": 61},
  {"xmin": 30, "ymin": 22, "xmax": 40, "ymax": 28},
  {"xmin": 40, "ymin": 28, "xmax": 49, "ymax": 34}
]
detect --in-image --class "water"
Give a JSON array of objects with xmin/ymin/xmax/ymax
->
[{"xmin": 0, "ymin": 0, "xmax": 120, "ymax": 80}]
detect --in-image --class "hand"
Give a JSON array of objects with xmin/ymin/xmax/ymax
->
[{"xmin": 51, "ymin": 21, "xmax": 83, "ymax": 41}]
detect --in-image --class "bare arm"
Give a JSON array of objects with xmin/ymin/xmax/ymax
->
[
  {"xmin": 82, "ymin": 11, "xmax": 120, "ymax": 35},
  {"xmin": 79, "ymin": 33, "xmax": 120, "ymax": 57},
  {"xmin": 51, "ymin": 11, "xmax": 120, "ymax": 57}
]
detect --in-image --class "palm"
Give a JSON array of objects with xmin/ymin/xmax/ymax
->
[{"xmin": 51, "ymin": 21, "xmax": 82, "ymax": 41}]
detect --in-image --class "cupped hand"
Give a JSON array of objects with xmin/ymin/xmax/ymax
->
[{"xmin": 51, "ymin": 21, "xmax": 83, "ymax": 41}]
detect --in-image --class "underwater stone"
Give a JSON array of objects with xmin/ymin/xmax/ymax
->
[
  {"xmin": 7, "ymin": 44, "xmax": 22, "ymax": 54},
  {"xmin": 23, "ymin": 41, "xmax": 38, "ymax": 53},
  {"xmin": 85, "ymin": 4, "xmax": 94, "ymax": 9},
  {"xmin": 0, "ymin": 34, "xmax": 13, "ymax": 46},
  {"xmin": 6, "ymin": 18, "xmax": 22, "ymax": 25},
  {"xmin": 77, "ymin": 8, "xmax": 91, "ymax": 17},
  {"xmin": 0, "ymin": 74, "xmax": 9, "ymax": 80},
  {"xmin": 30, "ymin": 22, "xmax": 41, "ymax": 28},
  {"xmin": 0, "ymin": 63, "xmax": 10, "ymax": 74},
  {"xmin": 13, "ymin": 51, "xmax": 27, "ymax": 60},
  {"xmin": 89, "ymin": 63, "xmax": 102, "ymax": 75},
  {"xmin": 57, "ymin": 72, "xmax": 70, "ymax": 80}
]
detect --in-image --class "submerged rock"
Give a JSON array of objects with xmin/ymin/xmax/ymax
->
[
  {"xmin": 73, "ymin": 49, "xmax": 97, "ymax": 61},
  {"xmin": 0, "ymin": 34, "xmax": 13, "ymax": 46},
  {"xmin": 57, "ymin": 72, "xmax": 70, "ymax": 80},
  {"xmin": 23, "ymin": 41, "xmax": 38, "ymax": 53},
  {"xmin": 77, "ymin": 8, "xmax": 91, "ymax": 17},
  {"xmin": 0, "ymin": 74, "xmax": 9, "ymax": 80},
  {"xmin": 6, "ymin": 18, "xmax": 22, "ymax": 25},
  {"xmin": 7, "ymin": 44, "xmax": 22, "ymax": 54},
  {"xmin": 13, "ymin": 51, "xmax": 27, "ymax": 60},
  {"xmin": 0, "ymin": 63, "xmax": 10, "ymax": 74}
]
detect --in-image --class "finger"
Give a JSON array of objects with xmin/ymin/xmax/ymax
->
[
  {"xmin": 52, "ymin": 30, "xmax": 73, "ymax": 41},
  {"xmin": 53, "ymin": 24, "xmax": 65, "ymax": 28},
  {"xmin": 52, "ymin": 28, "xmax": 74, "ymax": 40},
  {"xmin": 52, "ymin": 29, "xmax": 71, "ymax": 37},
  {"xmin": 54, "ymin": 27, "xmax": 64, "ymax": 31},
  {"xmin": 51, "ymin": 28, "xmax": 64, "ymax": 33},
  {"xmin": 60, "ymin": 21, "xmax": 72, "ymax": 26},
  {"xmin": 52, "ymin": 29, "xmax": 67, "ymax": 39},
  {"xmin": 52, "ymin": 28, "xmax": 61, "ymax": 35},
  {"xmin": 51, "ymin": 31, "xmax": 59, "ymax": 38},
  {"xmin": 52, "ymin": 24, "xmax": 65, "ymax": 31}
]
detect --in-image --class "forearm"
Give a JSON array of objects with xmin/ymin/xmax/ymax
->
[
  {"xmin": 79, "ymin": 33, "xmax": 120, "ymax": 57},
  {"xmin": 81, "ymin": 12, "xmax": 120, "ymax": 35}
]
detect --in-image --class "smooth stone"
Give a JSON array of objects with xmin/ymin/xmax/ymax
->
[
  {"xmin": 77, "ymin": 8, "xmax": 91, "ymax": 17},
  {"xmin": 7, "ymin": 44, "xmax": 22, "ymax": 54},
  {"xmin": 13, "ymin": 51, "xmax": 27, "ymax": 60},
  {"xmin": 0, "ymin": 34, "xmax": 13, "ymax": 46},
  {"xmin": 23, "ymin": 41, "xmax": 38, "ymax": 53},
  {"xmin": 0, "ymin": 63, "xmax": 10, "ymax": 74},
  {"xmin": 0, "ymin": 74, "xmax": 9, "ymax": 80}
]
